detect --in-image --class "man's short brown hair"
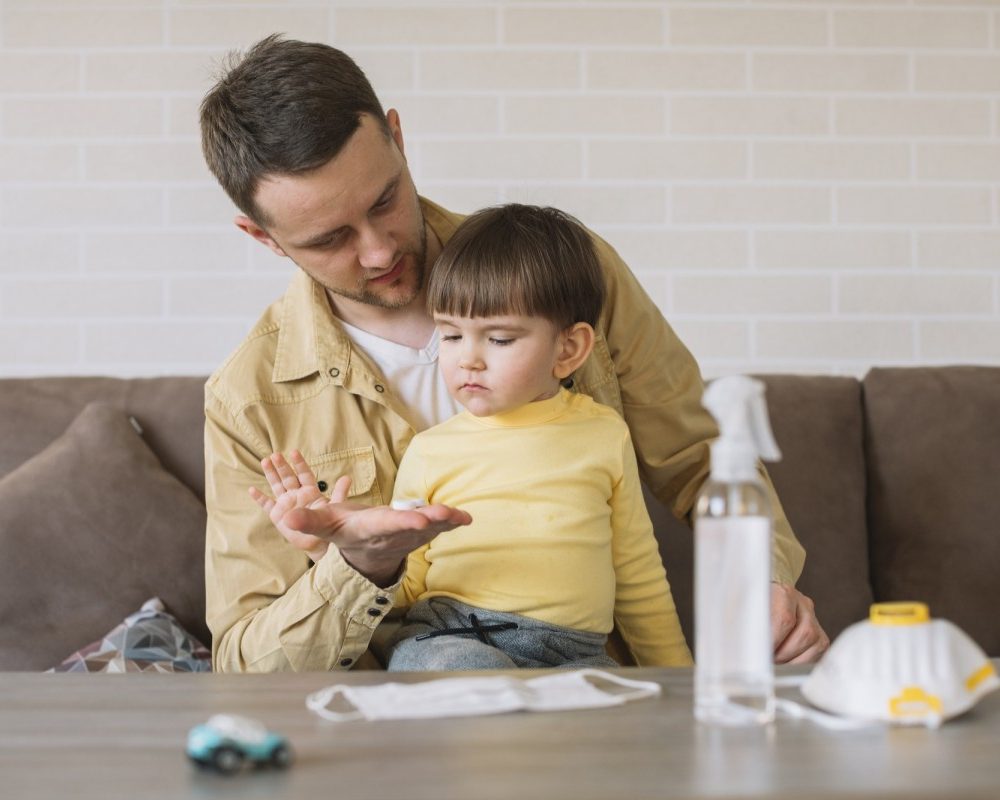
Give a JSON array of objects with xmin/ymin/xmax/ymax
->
[
  {"xmin": 199, "ymin": 34, "xmax": 388, "ymax": 225},
  {"xmin": 427, "ymin": 204, "xmax": 606, "ymax": 330}
]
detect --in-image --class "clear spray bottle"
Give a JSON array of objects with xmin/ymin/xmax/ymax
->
[{"xmin": 694, "ymin": 375, "xmax": 781, "ymax": 726}]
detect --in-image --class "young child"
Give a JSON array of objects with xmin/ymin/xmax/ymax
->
[{"xmin": 257, "ymin": 204, "xmax": 691, "ymax": 670}]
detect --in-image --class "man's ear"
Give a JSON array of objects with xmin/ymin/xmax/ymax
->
[
  {"xmin": 553, "ymin": 322, "xmax": 596, "ymax": 381},
  {"xmin": 386, "ymin": 108, "xmax": 405, "ymax": 157},
  {"xmin": 235, "ymin": 215, "xmax": 288, "ymax": 259}
]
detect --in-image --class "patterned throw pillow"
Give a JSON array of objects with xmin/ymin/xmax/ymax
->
[{"xmin": 50, "ymin": 598, "xmax": 211, "ymax": 673}]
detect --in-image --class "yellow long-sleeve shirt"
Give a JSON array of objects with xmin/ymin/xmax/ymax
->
[{"xmin": 392, "ymin": 389, "xmax": 693, "ymax": 667}]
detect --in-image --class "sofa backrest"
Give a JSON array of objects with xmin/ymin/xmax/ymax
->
[
  {"xmin": 863, "ymin": 366, "xmax": 1000, "ymax": 656},
  {"xmin": 652, "ymin": 374, "xmax": 875, "ymax": 649}
]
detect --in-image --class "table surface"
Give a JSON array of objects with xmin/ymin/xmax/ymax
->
[{"xmin": 1, "ymin": 666, "xmax": 999, "ymax": 800}]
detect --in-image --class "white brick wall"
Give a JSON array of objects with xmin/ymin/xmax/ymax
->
[{"xmin": 1, "ymin": 0, "xmax": 999, "ymax": 378}]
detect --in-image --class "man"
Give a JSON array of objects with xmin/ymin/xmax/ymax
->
[{"xmin": 199, "ymin": 35, "xmax": 829, "ymax": 673}]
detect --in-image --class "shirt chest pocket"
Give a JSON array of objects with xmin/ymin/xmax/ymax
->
[{"xmin": 308, "ymin": 446, "xmax": 384, "ymax": 508}]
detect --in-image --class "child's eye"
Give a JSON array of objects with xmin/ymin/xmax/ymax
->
[
  {"xmin": 489, "ymin": 338, "xmax": 514, "ymax": 346},
  {"xmin": 441, "ymin": 334, "xmax": 461, "ymax": 343}
]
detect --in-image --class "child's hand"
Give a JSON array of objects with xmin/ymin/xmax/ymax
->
[{"xmin": 249, "ymin": 450, "xmax": 351, "ymax": 563}]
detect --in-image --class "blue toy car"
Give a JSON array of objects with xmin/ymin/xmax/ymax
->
[{"xmin": 187, "ymin": 714, "xmax": 292, "ymax": 774}]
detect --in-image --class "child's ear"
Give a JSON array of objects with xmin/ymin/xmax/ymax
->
[{"xmin": 553, "ymin": 322, "xmax": 596, "ymax": 380}]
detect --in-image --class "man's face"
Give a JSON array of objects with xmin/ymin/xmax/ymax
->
[{"xmin": 239, "ymin": 112, "xmax": 427, "ymax": 314}]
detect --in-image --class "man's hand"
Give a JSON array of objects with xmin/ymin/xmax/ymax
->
[
  {"xmin": 249, "ymin": 450, "xmax": 348, "ymax": 563},
  {"xmin": 249, "ymin": 450, "xmax": 472, "ymax": 586},
  {"xmin": 285, "ymin": 498, "xmax": 471, "ymax": 588},
  {"xmin": 770, "ymin": 583, "xmax": 830, "ymax": 664}
]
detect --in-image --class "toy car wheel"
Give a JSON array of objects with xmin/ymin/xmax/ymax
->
[
  {"xmin": 211, "ymin": 746, "xmax": 244, "ymax": 774},
  {"xmin": 270, "ymin": 743, "xmax": 293, "ymax": 769}
]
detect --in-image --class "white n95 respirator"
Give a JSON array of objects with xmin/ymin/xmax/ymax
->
[{"xmin": 801, "ymin": 602, "xmax": 998, "ymax": 728}]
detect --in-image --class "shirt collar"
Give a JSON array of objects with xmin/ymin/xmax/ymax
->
[
  {"xmin": 471, "ymin": 388, "xmax": 572, "ymax": 428},
  {"xmin": 272, "ymin": 268, "xmax": 349, "ymax": 383}
]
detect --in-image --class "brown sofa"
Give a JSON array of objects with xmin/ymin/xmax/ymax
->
[{"xmin": 1, "ymin": 367, "xmax": 998, "ymax": 671}]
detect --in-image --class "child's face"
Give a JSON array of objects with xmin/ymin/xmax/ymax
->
[{"xmin": 434, "ymin": 313, "xmax": 566, "ymax": 417}]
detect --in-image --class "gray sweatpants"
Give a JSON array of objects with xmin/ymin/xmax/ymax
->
[{"xmin": 385, "ymin": 596, "xmax": 619, "ymax": 672}]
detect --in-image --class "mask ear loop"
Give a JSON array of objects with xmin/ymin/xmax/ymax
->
[
  {"xmin": 774, "ymin": 698, "xmax": 884, "ymax": 730},
  {"xmin": 573, "ymin": 669, "xmax": 663, "ymax": 702},
  {"xmin": 306, "ymin": 685, "xmax": 366, "ymax": 722},
  {"xmin": 772, "ymin": 674, "xmax": 886, "ymax": 730}
]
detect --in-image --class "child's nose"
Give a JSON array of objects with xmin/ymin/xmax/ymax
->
[{"xmin": 459, "ymin": 346, "xmax": 484, "ymax": 370}]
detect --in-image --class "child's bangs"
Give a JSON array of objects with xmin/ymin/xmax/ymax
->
[{"xmin": 429, "ymin": 251, "xmax": 533, "ymax": 320}]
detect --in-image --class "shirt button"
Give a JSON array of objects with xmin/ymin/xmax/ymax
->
[
  {"xmin": 329, "ymin": 367, "xmax": 340, "ymax": 378},
  {"xmin": 317, "ymin": 480, "xmax": 328, "ymax": 492},
  {"xmin": 374, "ymin": 596, "xmax": 389, "ymax": 606},
  {"xmin": 367, "ymin": 608, "xmax": 382, "ymax": 618},
  {"xmin": 340, "ymin": 658, "xmax": 353, "ymax": 667},
  {"xmin": 374, "ymin": 383, "xmax": 385, "ymax": 393}
]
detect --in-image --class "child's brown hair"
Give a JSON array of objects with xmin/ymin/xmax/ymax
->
[{"xmin": 427, "ymin": 204, "xmax": 605, "ymax": 330}]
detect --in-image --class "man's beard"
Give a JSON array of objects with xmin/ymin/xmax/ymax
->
[{"xmin": 326, "ymin": 220, "xmax": 428, "ymax": 310}]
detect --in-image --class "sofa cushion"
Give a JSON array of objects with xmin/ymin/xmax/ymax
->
[
  {"xmin": 652, "ymin": 374, "xmax": 874, "ymax": 648},
  {"xmin": 0, "ymin": 376, "xmax": 207, "ymax": 500},
  {"xmin": 864, "ymin": 366, "xmax": 1000, "ymax": 656},
  {"xmin": 0, "ymin": 402, "xmax": 209, "ymax": 670}
]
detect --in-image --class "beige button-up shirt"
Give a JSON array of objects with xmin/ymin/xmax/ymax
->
[{"xmin": 204, "ymin": 197, "xmax": 805, "ymax": 672}]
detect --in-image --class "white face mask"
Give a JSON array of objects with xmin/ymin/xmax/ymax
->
[
  {"xmin": 801, "ymin": 602, "xmax": 999, "ymax": 729},
  {"xmin": 305, "ymin": 669, "xmax": 661, "ymax": 722}
]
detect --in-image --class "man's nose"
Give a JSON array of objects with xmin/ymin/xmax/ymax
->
[{"xmin": 357, "ymin": 223, "xmax": 395, "ymax": 270}]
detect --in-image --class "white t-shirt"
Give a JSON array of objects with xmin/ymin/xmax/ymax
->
[{"xmin": 339, "ymin": 321, "xmax": 461, "ymax": 432}]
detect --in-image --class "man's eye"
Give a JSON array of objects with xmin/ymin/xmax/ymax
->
[
  {"xmin": 314, "ymin": 234, "xmax": 345, "ymax": 250},
  {"xmin": 490, "ymin": 338, "xmax": 514, "ymax": 346},
  {"xmin": 373, "ymin": 192, "xmax": 395, "ymax": 211}
]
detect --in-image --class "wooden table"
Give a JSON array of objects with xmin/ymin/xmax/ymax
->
[{"xmin": 1, "ymin": 666, "xmax": 998, "ymax": 800}]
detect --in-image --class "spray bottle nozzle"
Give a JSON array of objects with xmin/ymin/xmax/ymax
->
[{"xmin": 703, "ymin": 376, "xmax": 781, "ymax": 480}]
